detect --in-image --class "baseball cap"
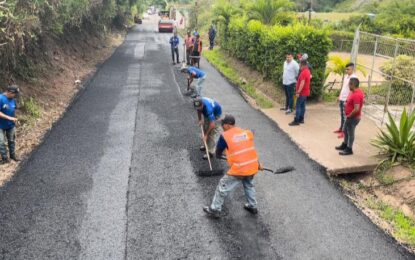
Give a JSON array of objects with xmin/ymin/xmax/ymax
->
[
  {"xmin": 7, "ymin": 85, "xmax": 19, "ymax": 94},
  {"xmin": 193, "ymin": 97, "xmax": 203, "ymax": 107},
  {"xmin": 221, "ymin": 114, "xmax": 235, "ymax": 125}
]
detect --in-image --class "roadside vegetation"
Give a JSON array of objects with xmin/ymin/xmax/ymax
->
[{"xmin": 204, "ymin": 49, "xmax": 273, "ymax": 109}]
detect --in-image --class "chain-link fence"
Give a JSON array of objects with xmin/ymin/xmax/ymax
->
[{"xmin": 349, "ymin": 30, "xmax": 415, "ymax": 126}]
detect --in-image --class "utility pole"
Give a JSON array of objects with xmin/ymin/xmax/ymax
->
[
  {"xmin": 195, "ymin": 1, "xmax": 198, "ymax": 30},
  {"xmin": 308, "ymin": 0, "xmax": 312, "ymax": 24}
]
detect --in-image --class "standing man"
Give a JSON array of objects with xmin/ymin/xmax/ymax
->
[
  {"xmin": 184, "ymin": 30, "xmax": 194, "ymax": 65},
  {"xmin": 334, "ymin": 62, "xmax": 357, "ymax": 138},
  {"xmin": 191, "ymin": 32, "xmax": 202, "ymax": 67},
  {"xmin": 203, "ymin": 115, "xmax": 262, "ymax": 218},
  {"xmin": 336, "ymin": 78, "xmax": 364, "ymax": 156},
  {"xmin": 0, "ymin": 85, "xmax": 20, "ymax": 164},
  {"xmin": 194, "ymin": 97, "xmax": 222, "ymax": 159},
  {"xmin": 281, "ymin": 52, "xmax": 299, "ymax": 114},
  {"xmin": 169, "ymin": 32, "xmax": 180, "ymax": 65},
  {"xmin": 181, "ymin": 66, "xmax": 206, "ymax": 98},
  {"xmin": 208, "ymin": 24, "xmax": 216, "ymax": 50},
  {"xmin": 289, "ymin": 60, "xmax": 311, "ymax": 126}
]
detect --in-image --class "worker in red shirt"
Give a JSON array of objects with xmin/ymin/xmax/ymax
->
[
  {"xmin": 289, "ymin": 60, "xmax": 311, "ymax": 126},
  {"xmin": 335, "ymin": 77, "xmax": 364, "ymax": 155}
]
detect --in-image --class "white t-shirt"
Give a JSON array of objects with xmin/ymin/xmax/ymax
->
[
  {"xmin": 283, "ymin": 60, "xmax": 299, "ymax": 85},
  {"xmin": 339, "ymin": 73, "xmax": 357, "ymax": 101}
]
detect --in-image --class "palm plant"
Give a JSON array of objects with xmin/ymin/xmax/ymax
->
[
  {"xmin": 372, "ymin": 108, "xmax": 415, "ymax": 163},
  {"xmin": 213, "ymin": 0, "xmax": 241, "ymax": 41},
  {"xmin": 325, "ymin": 55, "xmax": 367, "ymax": 86},
  {"xmin": 246, "ymin": 0, "xmax": 294, "ymax": 25}
]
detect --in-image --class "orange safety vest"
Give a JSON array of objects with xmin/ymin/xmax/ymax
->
[
  {"xmin": 193, "ymin": 39, "xmax": 202, "ymax": 53},
  {"xmin": 223, "ymin": 127, "xmax": 259, "ymax": 176}
]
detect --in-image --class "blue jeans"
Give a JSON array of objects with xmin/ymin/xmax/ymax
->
[
  {"xmin": 295, "ymin": 96, "xmax": 307, "ymax": 122},
  {"xmin": 211, "ymin": 174, "xmax": 257, "ymax": 212},
  {"xmin": 283, "ymin": 83, "xmax": 295, "ymax": 110},
  {"xmin": 195, "ymin": 75, "xmax": 206, "ymax": 96},
  {"xmin": 0, "ymin": 127, "xmax": 16, "ymax": 159},
  {"xmin": 339, "ymin": 101, "xmax": 346, "ymax": 130}
]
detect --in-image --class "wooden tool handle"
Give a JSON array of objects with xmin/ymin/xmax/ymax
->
[{"xmin": 200, "ymin": 125, "xmax": 213, "ymax": 171}]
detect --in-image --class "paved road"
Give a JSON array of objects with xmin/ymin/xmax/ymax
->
[{"xmin": 1, "ymin": 17, "xmax": 414, "ymax": 260}]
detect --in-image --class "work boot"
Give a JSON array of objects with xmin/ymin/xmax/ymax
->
[
  {"xmin": 288, "ymin": 120, "xmax": 300, "ymax": 126},
  {"xmin": 285, "ymin": 109, "xmax": 292, "ymax": 114},
  {"xmin": 203, "ymin": 206, "xmax": 221, "ymax": 218},
  {"xmin": 243, "ymin": 204, "xmax": 258, "ymax": 215},
  {"xmin": 1, "ymin": 158, "xmax": 10, "ymax": 164},
  {"xmin": 339, "ymin": 147, "xmax": 353, "ymax": 156},
  {"xmin": 335, "ymin": 143, "xmax": 347, "ymax": 151},
  {"xmin": 199, "ymin": 145, "xmax": 206, "ymax": 151},
  {"xmin": 10, "ymin": 154, "xmax": 20, "ymax": 162}
]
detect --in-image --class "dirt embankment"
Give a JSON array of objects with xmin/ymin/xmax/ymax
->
[{"xmin": 0, "ymin": 30, "xmax": 126, "ymax": 186}]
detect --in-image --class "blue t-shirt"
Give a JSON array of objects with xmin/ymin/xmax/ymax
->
[
  {"xmin": 169, "ymin": 36, "xmax": 179, "ymax": 49},
  {"xmin": 202, "ymin": 97, "xmax": 221, "ymax": 122},
  {"xmin": 188, "ymin": 66, "xmax": 206, "ymax": 78},
  {"xmin": 216, "ymin": 135, "xmax": 227, "ymax": 157},
  {"xmin": 0, "ymin": 94, "xmax": 16, "ymax": 129}
]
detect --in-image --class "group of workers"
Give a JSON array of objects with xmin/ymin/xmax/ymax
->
[
  {"xmin": 180, "ymin": 58, "xmax": 262, "ymax": 218},
  {"xmin": 170, "ymin": 30, "xmax": 203, "ymax": 66}
]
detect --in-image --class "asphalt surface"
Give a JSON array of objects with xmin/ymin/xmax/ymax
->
[{"xmin": 1, "ymin": 17, "xmax": 414, "ymax": 260}]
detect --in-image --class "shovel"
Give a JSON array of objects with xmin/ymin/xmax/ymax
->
[
  {"xmin": 196, "ymin": 125, "xmax": 224, "ymax": 176},
  {"xmin": 262, "ymin": 166, "xmax": 295, "ymax": 174}
]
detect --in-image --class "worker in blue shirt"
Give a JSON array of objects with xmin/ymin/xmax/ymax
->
[
  {"xmin": 181, "ymin": 66, "xmax": 207, "ymax": 98},
  {"xmin": 0, "ymin": 85, "xmax": 20, "ymax": 164},
  {"xmin": 169, "ymin": 32, "xmax": 180, "ymax": 65},
  {"xmin": 194, "ymin": 97, "xmax": 222, "ymax": 159}
]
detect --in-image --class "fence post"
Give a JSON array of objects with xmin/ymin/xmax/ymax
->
[
  {"xmin": 367, "ymin": 35, "xmax": 378, "ymax": 104},
  {"xmin": 350, "ymin": 27, "xmax": 360, "ymax": 65},
  {"xmin": 382, "ymin": 39, "xmax": 400, "ymax": 124}
]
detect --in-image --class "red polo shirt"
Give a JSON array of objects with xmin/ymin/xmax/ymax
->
[
  {"xmin": 296, "ymin": 67, "xmax": 311, "ymax": 97},
  {"xmin": 345, "ymin": 88, "xmax": 365, "ymax": 119}
]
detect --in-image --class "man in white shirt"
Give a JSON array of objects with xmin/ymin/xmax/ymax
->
[
  {"xmin": 334, "ymin": 62, "xmax": 357, "ymax": 138},
  {"xmin": 282, "ymin": 52, "xmax": 299, "ymax": 114}
]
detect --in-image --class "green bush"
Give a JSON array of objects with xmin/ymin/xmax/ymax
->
[
  {"xmin": 380, "ymin": 55, "xmax": 415, "ymax": 105},
  {"xmin": 223, "ymin": 18, "xmax": 332, "ymax": 100}
]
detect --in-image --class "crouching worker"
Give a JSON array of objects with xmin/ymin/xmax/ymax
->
[
  {"xmin": 181, "ymin": 66, "xmax": 206, "ymax": 98},
  {"xmin": 203, "ymin": 114, "xmax": 262, "ymax": 218},
  {"xmin": 194, "ymin": 97, "xmax": 222, "ymax": 160}
]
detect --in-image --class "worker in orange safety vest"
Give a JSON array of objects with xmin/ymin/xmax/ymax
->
[{"xmin": 203, "ymin": 114, "xmax": 263, "ymax": 218}]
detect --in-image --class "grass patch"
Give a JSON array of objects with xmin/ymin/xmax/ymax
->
[
  {"xmin": 298, "ymin": 12, "xmax": 358, "ymax": 22},
  {"xmin": 374, "ymin": 161, "xmax": 396, "ymax": 185},
  {"xmin": 203, "ymin": 49, "xmax": 273, "ymax": 109},
  {"xmin": 20, "ymin": 97, "xmax": 42, "ymax": 120},
  {"xmin": 323, "ymin": 89, "xmax": 339, "ymax": 103},
  {"xmin": 367, "ymin": 198, "xmax": 415, "ymax": 247}
]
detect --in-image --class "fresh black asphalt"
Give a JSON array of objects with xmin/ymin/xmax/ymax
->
[{"xmin": 0, "ymin": 19, "xmax": 414, "ymax": 259}]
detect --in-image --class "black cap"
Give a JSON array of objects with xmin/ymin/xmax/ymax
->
[
  {"xmin": 221, "ymin": 114, "xmax": 235, "ymax": 125},
  {"xmin": 193, "ymin": 97, "xmax": 202, "ymax": 108},
  {"xmin": 7, "ymin": 85, "xmax": 19, "ymax": 94}
]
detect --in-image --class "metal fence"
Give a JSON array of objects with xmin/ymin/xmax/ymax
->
[{"xmin": 348, "ymin": 30, "xmax": 415, "ymax": 126}]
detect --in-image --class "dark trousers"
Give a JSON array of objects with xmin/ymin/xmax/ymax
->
[
  {"xmin": 283, "ymin": 83, "xmax": 295, "ymax": 110},
  {"xmin": 0, "ymin": 127, "xmax": 16, "ymax": 159},
  {"xmin": 339, "ymin": 101, "xmax": 346, "ymax": 130},
  {"xmin": 209, "ymin": 38, "xmax": 215, "ymax": 50},
  {"xmin": 343, "ymin": 117, "xmax": 360, "ymax": 149},
  {"xmin": 186, "ymin": 47, "xmax": 192, "ymax": 65},
  {"xmin": 171, "ymin": 47, "xmax": 179, "ymax": 63},
  {"xmin": 294, "ymin": 96, "xmax": 307, "ymax": 122}
]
